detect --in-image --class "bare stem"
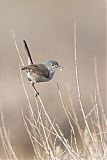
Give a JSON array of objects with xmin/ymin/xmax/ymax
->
[{"xmin": 74, "ymin": 22, "xmax": 93, "ymax": 141}]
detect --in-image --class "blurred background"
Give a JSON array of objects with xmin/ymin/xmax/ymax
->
[{"xmin": 0, "ymin": 0, "xmax": 105, "ymax": 159}]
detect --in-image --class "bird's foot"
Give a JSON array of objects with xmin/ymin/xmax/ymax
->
[
  {"xmin": 28, "ymin": 78, "xmax": 31, "ymax": 81},
  {"xmin": 35, "ymin": 92, "xmax": 39, "ymax": 97},
  {"xmin": 31, "ymin": 82, "xmax": 39, "ymax": 97}
]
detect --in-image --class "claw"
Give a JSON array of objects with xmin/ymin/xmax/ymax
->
[
  {"xmin": 35, "ymin": 92, "xmax": 39, "ymax": 97},
  {"xmin": 28, "ymin": 78, "xmax": 31, "ymax": 81}
]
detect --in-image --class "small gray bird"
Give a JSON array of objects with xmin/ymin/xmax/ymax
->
[{"xmin": 21, "ymin": 40, "xmax": 62, "ymax": 95}]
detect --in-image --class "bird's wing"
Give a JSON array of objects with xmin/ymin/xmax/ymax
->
[
  {"xmin": 21, "ymin": 64, "xmax": 50, "ymax": 78},
  {"xmin": 23, "ymin": 40, "xmax": 33, "ymax": 65}
]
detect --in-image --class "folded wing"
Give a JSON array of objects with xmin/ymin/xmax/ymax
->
[{"xmin": 21, "ymin": 64, "xmax": 50, "ymax": 78}]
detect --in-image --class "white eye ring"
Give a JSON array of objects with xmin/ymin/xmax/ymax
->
[{"xmin": 52, "ymin": 64, "xmax": 54, "ymax": 66}]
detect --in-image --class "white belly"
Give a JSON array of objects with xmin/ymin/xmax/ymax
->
[{"xmin": 27, "ymin": 72, "xmax": 37, "ymax": 83}]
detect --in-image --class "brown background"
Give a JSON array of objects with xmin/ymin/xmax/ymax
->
[{"xmin": 0, "ymin": 0, "xmax": 105, "ymax": 158}]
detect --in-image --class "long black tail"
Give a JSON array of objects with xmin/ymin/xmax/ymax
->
[{"xmin": 23, "ymin": 40, "xmax": 33, "ymax": 64}]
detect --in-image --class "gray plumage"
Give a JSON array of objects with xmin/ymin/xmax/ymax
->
[{"xmin": 22, "ymin": 40, "xmax": 61, "ymax": 84}]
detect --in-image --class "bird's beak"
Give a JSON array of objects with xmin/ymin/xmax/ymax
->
[{"xmin": 59, "ymin": 66, "xmax": 63, "ymax": 71}]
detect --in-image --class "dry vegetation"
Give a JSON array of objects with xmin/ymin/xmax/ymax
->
[{"xmin": 0, "ymin": 24, "xmax": 106, "ymax": 160}]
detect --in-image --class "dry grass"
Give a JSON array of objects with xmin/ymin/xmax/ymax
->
[{"xmin": 0, "ymin": 24, "xmax": 106, "ymax": 160}]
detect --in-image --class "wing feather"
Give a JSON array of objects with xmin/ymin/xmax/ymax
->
[{"xmin": 21, "ymin": 64, "xmax": 50, "ymax": 78}]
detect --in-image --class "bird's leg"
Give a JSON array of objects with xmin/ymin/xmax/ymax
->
[{"xmin": 32, "ymin": 82, "xmax": 39, "ymax": 97}]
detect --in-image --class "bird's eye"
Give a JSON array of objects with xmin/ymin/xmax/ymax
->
[{"xmin": 52, "ymin": 64, "xmax": 54, "ymax": 66}]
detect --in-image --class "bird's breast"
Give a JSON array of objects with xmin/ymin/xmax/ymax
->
[{"xmin": 27, "ymin": 71, "xmax": 53, "ymax": 83}]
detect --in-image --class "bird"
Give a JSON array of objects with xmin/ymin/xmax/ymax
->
[{"xmin": 21, "ymin": 40, "xmax": 62, "ymax": 96}]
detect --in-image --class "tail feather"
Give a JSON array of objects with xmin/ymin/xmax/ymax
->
[{"xmin": 23, "ymin": 40, "xmax": 33, "ymax": 64}]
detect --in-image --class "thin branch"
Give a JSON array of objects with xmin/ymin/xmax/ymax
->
[
  {"xmin": 85, "ymin": 104, "xmax": 98, "ymax": 119},
  {"xmin": 74, "ymin": 22, "xmax": 93, "ymax": 141},
  {"xmin": 12, "ymin": 31, "xmax": 24, "ymax": 66},
  {"xmin": 57, "ymin": 82, "xmax": 79, "ymax": 155},
  {"xmin": 0, "ymin": 107, "xmax": 18, "ymax": 160}
]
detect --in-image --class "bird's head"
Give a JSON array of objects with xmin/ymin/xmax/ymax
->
[{"xmin": 45, "ymin": 60, "xmax": 63, "ymax": 73}]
